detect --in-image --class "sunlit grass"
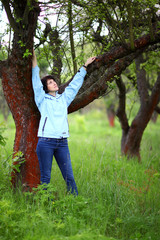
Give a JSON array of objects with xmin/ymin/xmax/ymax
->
[{"xmin": 0, "ymin": 111, "xmax": 160, "ymax": 240}]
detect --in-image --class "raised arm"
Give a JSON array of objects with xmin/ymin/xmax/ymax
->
[
  {"xmin": 32, "ymin": 49, "xmax": 37, "ymax": 68},
  {"xmin": 64, "ymin": 56, "xmax": 96, "ymax": 106},
  {"xmin": 32, "ymin": 49, "xmax": 45, "ymax": 109}
]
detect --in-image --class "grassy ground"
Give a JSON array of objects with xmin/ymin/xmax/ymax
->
[{"xmin": 0, "ymin": 110, "xmax": 160, "ymax": 240}]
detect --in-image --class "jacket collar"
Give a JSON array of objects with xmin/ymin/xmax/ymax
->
[{"xmin": 45, "ymin": 92, "xmax": 61, "ymax": 99}]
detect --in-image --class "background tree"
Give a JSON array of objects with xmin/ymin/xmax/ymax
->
[
  {"xmin": 116, "ymin": 58, "xmax": 160, "ymax": 161},
  {"xmin": 109, "ymin": 50, "xmax": 160, "ymax": 160}
]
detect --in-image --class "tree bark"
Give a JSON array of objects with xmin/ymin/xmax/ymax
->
[
  {"xmin": 1, "ymin": 57, "xmax": 41, "ymax": 190},
  {"xmin": 116, "ymin": 76, "xmax": 130, "ymax": 154},
  {"xmin": 1, "ymin": 1, "xmax": 41, "ymax": 190},
  {"xmin": 68, "ymin": 0, "xmax": 77, "ymax": 74},
  {"xmin": 49, "ymin": 29, "xmax": 63, "ymax": 82}
]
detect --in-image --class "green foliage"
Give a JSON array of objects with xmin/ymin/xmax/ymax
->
[
  {"xmin": 0, "ymin": 47, "xmax": 8, "ymax": 61},
  {"xmin": 0, "ymin": 124, "xmax": 6, "ymax": 146},
  {"xmin": 11, "ymin": 151, "xmax": 25, "ymax": 174},
  {"xmin": 23, "ymin": 49, "xmax": 32, "ymax": 58},
  {"xmin": 36, "ymin": 47, "xmax": 50, "ymax": 77},
  {"xmin": 18, "ymin": 40, "xmax": 26, "ymax": 48},
  {"xmin": 0, "ymin": 111, "xmax": 160, "ymax": 239},
  {"xmin": 106, "ymin": 81, "xmax": 117, "ymax": 91},
  {"xmin": 17, "ymin": 41, "xmax": 32, "ymax": 58},
  {"xmin": 140, "ymin": 52, "xmax": 160, "ymax": 85},
  {"xmin": 16, "ymin": 18, "xmax": 23, "ymax": 23}
]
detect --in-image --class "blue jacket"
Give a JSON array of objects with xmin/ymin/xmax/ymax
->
[{"xmin": 32, "ymin": 65, "xmax": 87, "ymax": 138}]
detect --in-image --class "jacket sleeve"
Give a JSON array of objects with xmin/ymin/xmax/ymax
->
[
  {"xmin": 32, "ymin": 65, "xmax": 45, "ymax": 109},
  {"xmin": 63, "ymin": 67, "xmax": 87, "ymax": 107}
]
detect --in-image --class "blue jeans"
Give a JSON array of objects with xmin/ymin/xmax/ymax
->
[{"xmin": 36, "ymin": 137, "xmax": 78, "ymax": 195}]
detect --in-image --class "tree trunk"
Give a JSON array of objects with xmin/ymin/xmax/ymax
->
[
  {"xmin": 122, "ymin": 115, "xmax": 148, "ymax": 161},
  {"xmin": 0, "ymin": 0, "xmax": 41, "ymax": 190},
  {"xmin": 121, "ymin": 104, "xmax": 157, "ymax": 161},
  {"xmin": 1, "ymin": 57, "xmax": 41, "ymax": 190},
  {"xmin": 116, "ymin": 55, "xmax": 160, "ymax": 161}
]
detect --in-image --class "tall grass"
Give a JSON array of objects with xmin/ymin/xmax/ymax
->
[{"xmin": 0, "ymin": 111, "xmax": 159, "ymax": 240}]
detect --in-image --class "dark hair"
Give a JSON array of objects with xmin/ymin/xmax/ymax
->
[{"xmin": 41, "ymin": 75, "xmax": 57, "ymax": 93}]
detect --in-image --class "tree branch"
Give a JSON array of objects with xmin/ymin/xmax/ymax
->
[
  {"xmin": 87, "ymin": 30, "xmax": 160, "ymax": 74},
  {"xmin": 70, "ymin": 0, "xmax": 86, "ymax": 8},
  {"xmin": 59, "ymin": 30, "xmax": 160, "ymax": 110},
  {"xmin": 35, "ymin": 23, "xmax": 52, "ymax": 48},
  {"xmin": 127, "ymin": 0, "xmax": 134, "ymax": 50},
  {"xmin": 68, "ymin": 0, "xmax": 77, "ymax": 74},
  {"xmin": 116, "ymin": 76, "xmax": 129, "ymax": 133},
  {"xmin": 22, "ymin": 0, "xmax": 32, "ymax": 25},
  {"xmin": 135, "ymin": 54, "xmax": 149, "ymax": 106},
  {"xmin": 49, "ymin": 29, "xmax": 63, "ymax": 81},
  {"xmin": 68, "ymin": 49, "xmax": 144, "ymax": 113},
  {"xmin": 1, "ymin": 0, "xmax": 19, "ymax": 33}
]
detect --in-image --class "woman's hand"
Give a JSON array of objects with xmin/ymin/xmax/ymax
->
[{"xmin": 84, "ymin": 56, "xmax": 96, "ymax": 68}]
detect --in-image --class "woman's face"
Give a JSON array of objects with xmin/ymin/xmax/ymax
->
[{"xmin": 47, "ymin": 79, "xmax": 59, "ymax": 93}]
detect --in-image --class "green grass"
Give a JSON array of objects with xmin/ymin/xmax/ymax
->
[{"xmin": 0, "ymin": 111, "xmax": 160, "ymax": 240}]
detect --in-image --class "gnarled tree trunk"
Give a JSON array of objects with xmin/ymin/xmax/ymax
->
[
  {"xmin": 2, "ymin": 59, "xmax": 40, "ymax": 189},
  {"xmin": 0, "ymin": 0, "xmax": 41, "ymax": 190},
  {"xmin": 116, "ymin": 55, "xmax": 160, "ymax": 161}
]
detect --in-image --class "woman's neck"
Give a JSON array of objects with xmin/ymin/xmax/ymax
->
[{"xmin": 48, "ymin": 91, "xmax": 56, "ymax": 97}]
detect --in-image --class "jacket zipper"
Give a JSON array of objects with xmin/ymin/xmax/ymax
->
[{"xmin": 42, "ymin": 117, "xmax": 47, "ymax": 136}]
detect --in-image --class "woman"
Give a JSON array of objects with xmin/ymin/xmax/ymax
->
[{"xmin": 32, "ymin": 49, "xmax": 96, "ymax": 195}]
